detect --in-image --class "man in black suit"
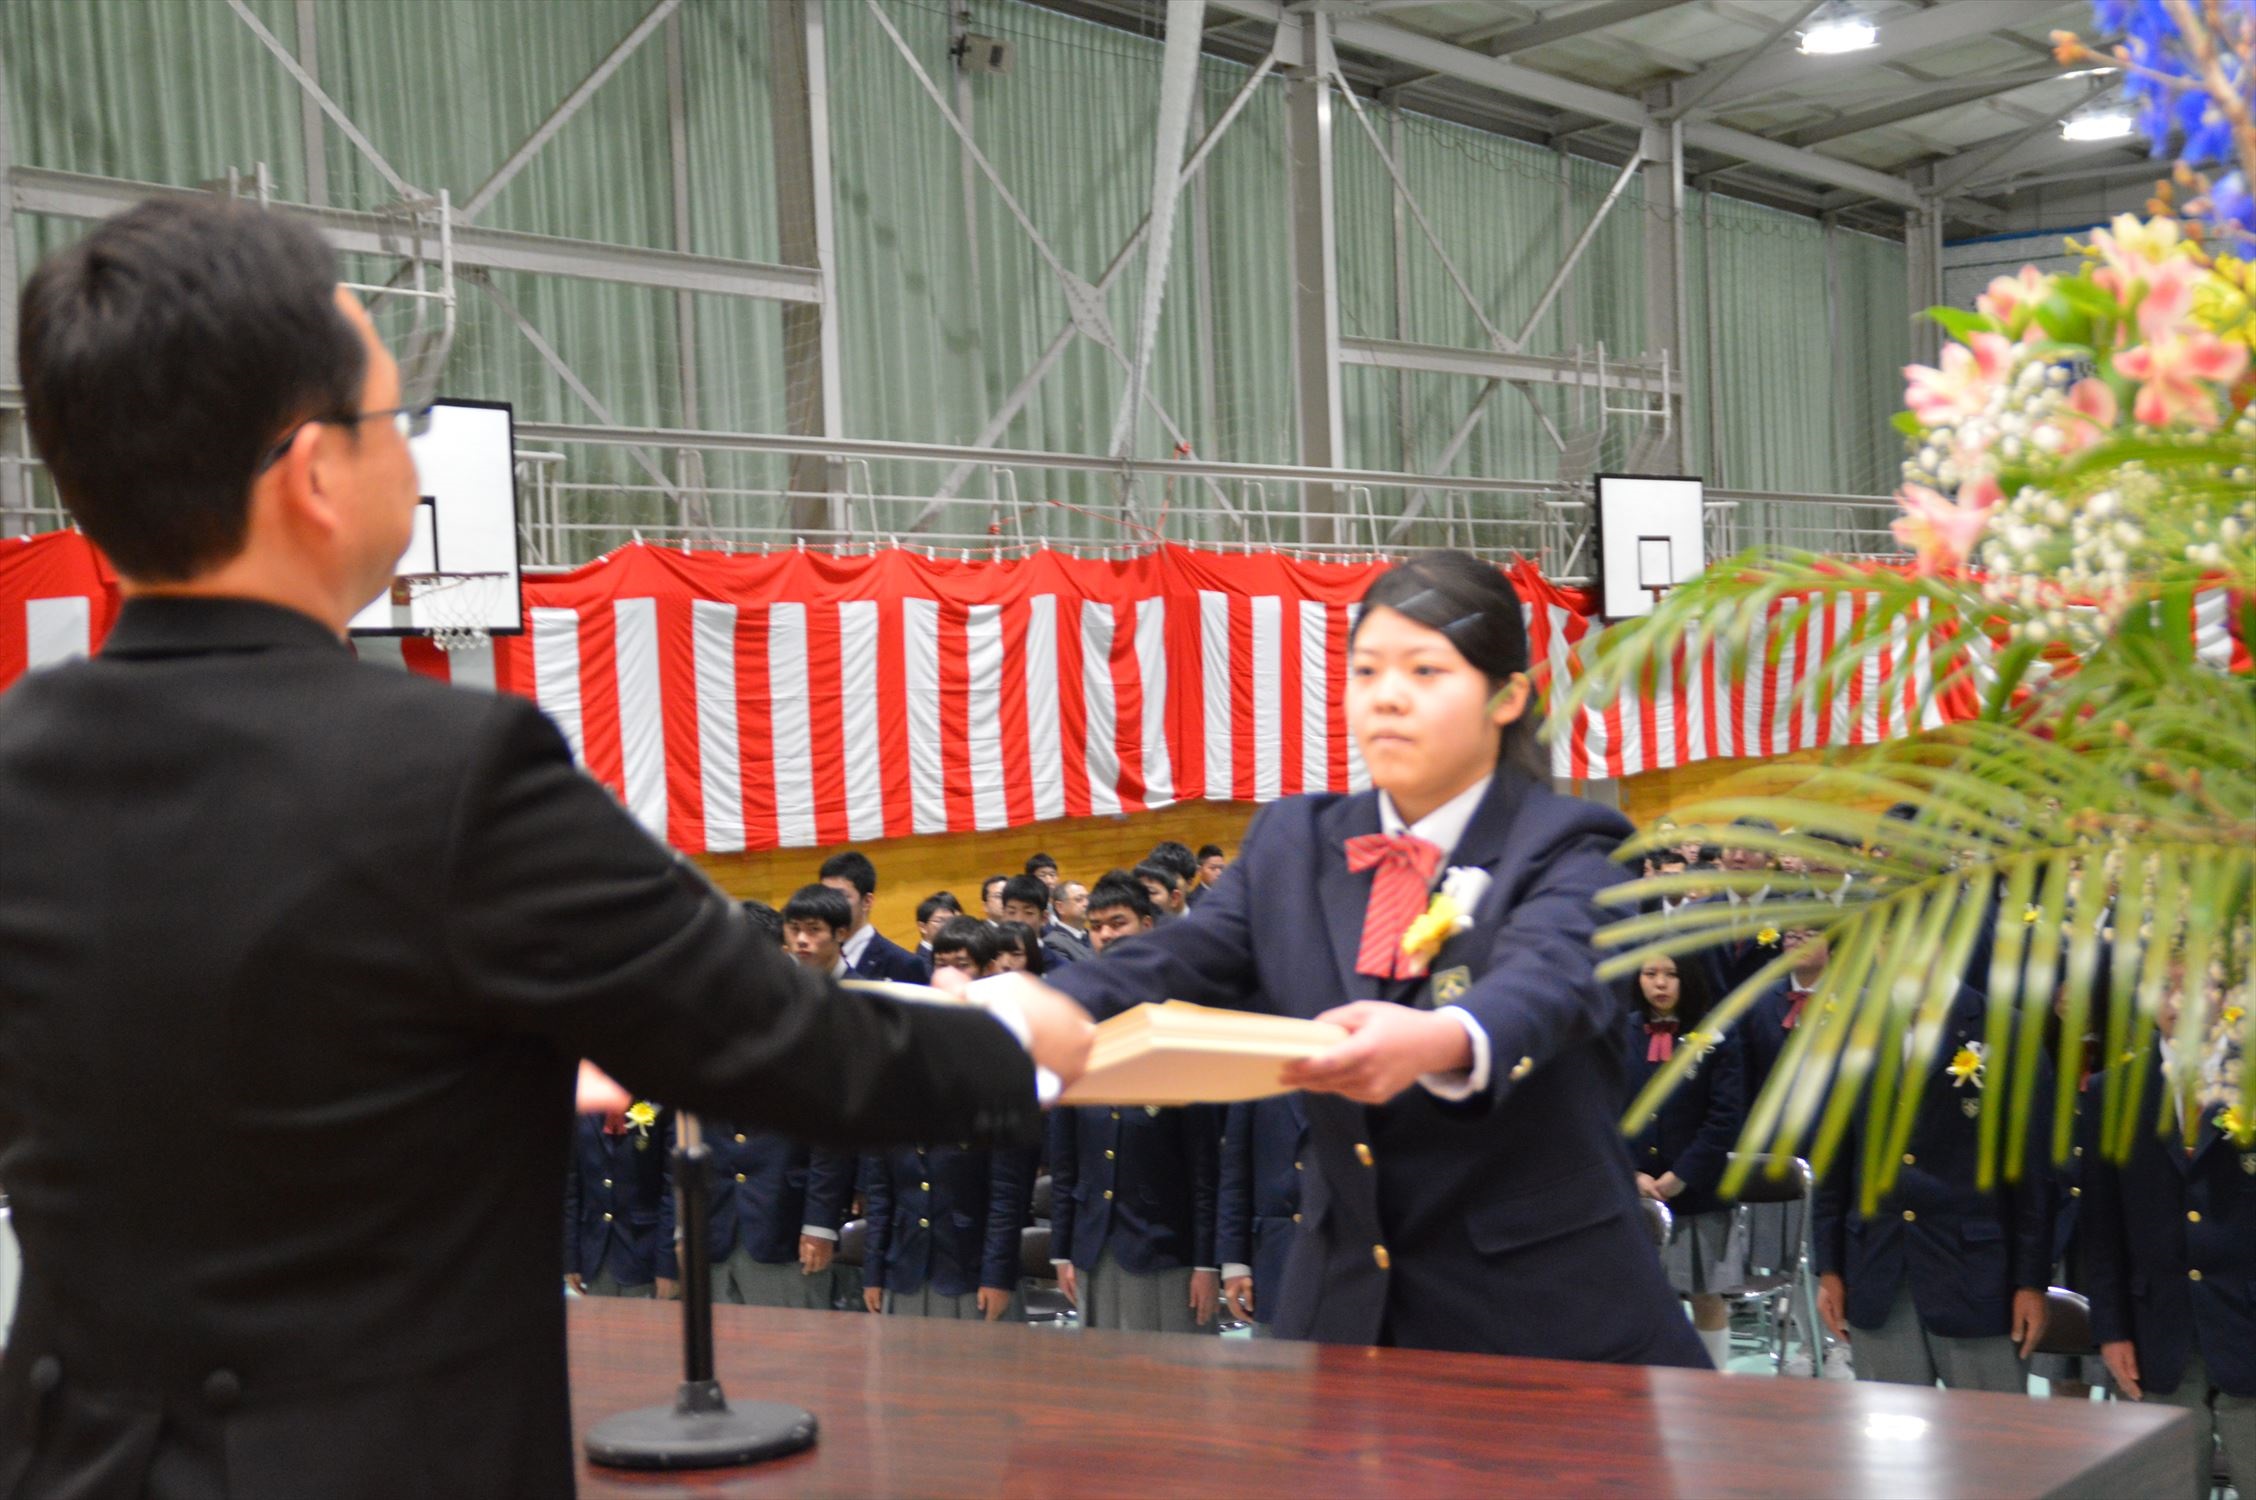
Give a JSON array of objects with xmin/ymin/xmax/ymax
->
[
  {"xmin": 1047, "ymin": 881, "xmax": 1093, "ymax": 957},
  {"xmin": 821, "ymin": 850, "xmax": 930, "ymax": 984},
  {"xmin": 0, "ymin": 198, "xmax": 1093, "ymax": 1500}
]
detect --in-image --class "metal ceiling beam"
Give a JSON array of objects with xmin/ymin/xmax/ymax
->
[
  {"xmin": 1682, "ymin": 119, "xmax": 1922, "ymax": 206},
  {"xmin": 1340, "ymin": 338, "xmax": 1671, "ymax": 394},
  {"xmin": 1448, "ymin": 0, "xmax": 1694, "ymax": 57},
  {"xmin": 1954, "ymin": 132, "xmax": 2153, "ymax": 192},
  {"xmin": 1778, "ymin": 65, "xmax": 2070, "ymax": 146},
  {"xmin": 1695, "ymin": 0, "xmax": 2073, "ymax": 111},
  {"xmin": 1660, "ymin": 0, "xmax": 1823, "ymax": 120},
  {"xmin": 1932, "ymin": 78, "xmax": 2111, "ymax": 191}
]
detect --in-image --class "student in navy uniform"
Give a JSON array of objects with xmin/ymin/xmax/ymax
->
[
  {"xmin": 782, "ymin": 883, "xmax": 856, "ymax": 979},
  {"xmin": 1197, "ymin": 844, "xmax": 1230, "ymax": 897},
  {"xmin": 860, "ymin": 1141, "xmax": 1033, "ymax": 1320},
  {"xmin": 1133, "ymin": 862, "xmax": 1189, "ymax": 923},
  {"xmin": 821, "ymin": 850, "xmax": 929, "ymax": 984},
  {"xmin": 1019, "ymin": 551, "xmax": 1707, "ymax": 1366},
  {"xmin": 1000, "ymin": 873, "xmax": 1080, "ymax": 967},
  {"xmin": 1814, "ymin": 985, "xmax": 2052, "ymax": 1391},
  {"xmin": 565, "ymin": 1104, "xmax": 675, "ymax": 1299},
  {"xmin": 2085, "ymin": 995, "xmax": 2256, "ymax": 1497},
  {"xmin": 1148, "ymin": 842, "xmax": 1205, "ymax": 909},
  {"xmin": 1736, "ymin": 927, "xmax": 1838, "ymax": 1371},
  {"xmin": 1024, "ymin": 852, "xmax": 1061, "ymax": 890},
  {"xmin": 913, "ymin": 891, "xmax": 962, "ymax": 971},
  {"xmin": 661, "ymin": 1123, "xmax": 854, "ymax": 1310},
  {"xmin": 929, "ymin": 916, "xmax": 1003, "ymax": 981},
  {"xmin": 1620, "ymin": 952, "xmax": 1747, "ymax": 1371},
  {"xmin": 993, "ymin": 920, "xmax": 1049, "ymax": 977},
  {"xmin": 1217, "ymin": 1095, "xmax": 1308, "ymax": 1337}
]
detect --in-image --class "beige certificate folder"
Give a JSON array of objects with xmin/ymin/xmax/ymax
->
[{"xmin": 1058, "ymin": 1002, "xmax": 1346, "ymax": 1107}]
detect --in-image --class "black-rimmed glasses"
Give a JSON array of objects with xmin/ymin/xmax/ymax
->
[{"xmin": 256, "ymin": 402, "xmax": 434, "ymax": 474}]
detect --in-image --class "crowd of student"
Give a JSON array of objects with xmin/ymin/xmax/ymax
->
[{"xmin": 564, "ymin": 820, "xmax": 2254, "ymax": 1493}]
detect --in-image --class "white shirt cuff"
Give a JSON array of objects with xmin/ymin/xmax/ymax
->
[
  {"xmin": 800, "ymin": 1225, "xmax": 839, "ymax": 1242},
  {"xmin": 1049, "ymin": 1258, "xmax": 1072, "ymax": 1268},
  {"xmin": 1222, "ymin": 1262, "xmax": 1253, "ymax": 1283},
  {"xmin": 1418, "ymin": 1005, "xmax": 1491, "ymax": 1101},
  {"xmin": 965, "ymin": 977, "xmax": 1062, "ymax": 1105}
]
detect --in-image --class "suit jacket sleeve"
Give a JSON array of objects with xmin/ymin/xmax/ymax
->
[
  {"xmin": 442, "ymin": 699, "xmax": 1038, "ymax": 1149},
  {"xmin": 982, "ymin": 1146, "xmax": 1033, "ymax": 1292},
  {"xmin": 1215, "ymin": 1102, "xmax": 1253, "ymax": 1270},
  {"xmin": 1192, "ymin": 1104, "xmax": 1220, "ymax": 1270},
  {"xmin": 860, "ymin": 1154, "xmax": 893, "ymax": 1291},
  {"xmin": 563, "ymin": 1151, "xmax": 582, "ymax": 1277},
  {"xmin": 1048, "ymin": 1108, "xmax": 1079, "ymax": 1265},
  {"xmin": 806, "ymin": 1149, "xmax": 855, "ymax": 1234},
  {"xmin": 2082, "ymin": 1149, "xmax": 2133, "ymax": 1346},
  {"xmin": 2009, "ymin": 1046, "xmax": 2056, "ymax": 1291},
  {"xmin": 1675, "ymin": 1032, "xmax": 1745, "ymax": 1195},
  {"xmin": 1812, "ymin": 1125, "xmax": 1853, "ymax": 1281}
]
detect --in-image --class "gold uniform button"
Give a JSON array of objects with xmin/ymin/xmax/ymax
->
[
  {"xmin": 1901, "ymin": 1210, "xmax": 1916, "ymax": 1223},
  {"xmin": 919, "ymin": 1181, "xmax": 930, "ymax": 1191},
  {"xmin": 2070, "ymin": 1186, "xmax": 2082, "ymax": 1198},
  {"xmin": 1103, "ymin": 1190, "xmax": 1114, "ymax": 1201},
  {"xmin": 2073, "ymin": 1145, "xmax": 2084, "ymax": 1158},
  {"xmin": 2190, "ymin": 1269, "xmax": 2204, "ymax": 1282},
  {"xmin": 1355, "ymin": 1143, "xmax": 1374, "ymax": 1167},
  {"xmin": 602, "ymin": 1212, "xmax": 613, "ymax": 1223},
  {"xmin": 602, "ymin": 1178, "xmax": 613, "ymax": 1188},
  {"xmin": 918, "ymin": 1217, "xmax": 930, "ymax": 1229},
  {"xmin": 1111, "ymin": 1110, "xmax": 1121, "ymax": 1121},
  {"xmin": 1292, "ymin": 1212, "xmax": 1302, "ymax": 1223},
  {"xmin": 1901, "ymin": 1154, "xmax": 1915, "ymax": 1167},
  {"xmin": 734, "ymin": 1134, "xmax": 747, "ymax": 1145},
  {"xmin": 1373, "ymin": 1245, "xmax": 1391, "ymax": 1270},
  {"xmin": 2188, "ymin": 1210, "xmax": 2203, "ymax": 1224},
  {"xmin": 1509, "ymin": 1056, "xmax": 1534, "ymax": 1081},
  {"xmin": 1104, "ymin": 1150, "xmax": 1115, "ymax": 1162},
  {"xmin": 1294, "ymin": 1160, "xmax": 1303, "ymax": 1171},
  {"xmin": 735, "ymin": 1173, "xmax": 747, "ymax": 1184}
]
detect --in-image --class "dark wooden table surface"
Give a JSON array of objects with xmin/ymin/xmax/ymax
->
[{"xmin": 567, "ymin": 1298, "xmax": 2192, "ymax": 1498}]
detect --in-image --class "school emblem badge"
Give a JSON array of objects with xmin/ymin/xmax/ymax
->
[
  {"xmin": 1433, "ymin": 966, "xmax": 1472, "ymax": 1004},
  {"xmin": 1145, "ymin": 1105, "xmax": 1162, "ymax": 1119},
  {"xmin": 2242, "ymin": 1152, "xmax": 2256, "ymax": 1175},
  {"xmin": 1961, "ymin": 1097, "xmax": 1980, "ymax": 1119}
]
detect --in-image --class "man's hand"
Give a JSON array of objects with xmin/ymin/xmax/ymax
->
[
  {"xmin": 1655, "ymin": 1172, "xmax": 1685, "ymax": 1200},
  {"xmin": 564, "ymin": 1273, "xmax": 585, "ymax": 1294},
  {"xmin": 799, "ymin": 1234, "xmax": 835, "ymax": 1275},
  {"xmin": 1055, "ymin": 1262, "xmax": 1079, "ymax": 1308},
  {"xmin": 972, "ymin": 973, "xmax": 1097, "ymax": 1093},
  {"xmin": 1223, "ymin": 1274, "xmax": 1256, "ymax": 1322},
  {"xmin": 1634, "ymin": 1172, "xmax": 1663, "ymax": 1200},
  {"xmin": 2011, "ymin": 1286, "xmax": 2049, "ymax": 1359},
  {"xmin": 655, "ymin": 1277, "xmax": 678, "ymax": 1301},
  {"xmin": 863, "ymin": 1285, "xmax": 885, "ymax": 1314},
  {"xmin": 1817, "ymin": 1273, "xmax": 1850, "ymax": 1341},
  {"xmin": 977, "ymin": 1286, "xmax": 1013, "ymax": 1322},
  {"xmin": 1279, "ymin": 1003, "xmax": 1472, "ymax": 1105},
  {"xmin": 2101, "ymin": 1338, "xmax": 2143, "ymax": 1399},
  {"xmin": 1190, "ymin": 1269, "xmax": 1221, "ymax": 1327}
]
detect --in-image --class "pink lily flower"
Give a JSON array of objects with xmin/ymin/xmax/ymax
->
[
  {"xmin": 1892, "ymin": 474, "xmax": 2000, "ymax": 576},
  {"xmin": 2135, "ymin": 255, "xmax": 2202, "ymax": 341},
  {"xmin": 1904, "ymin": 332, "xmax": 2014, "ymax": 427},
  {"xmin": 2115, "ymin": 331, "xmax": 2248, "ymax": 429},
  {"xmin": 2050, "ymin": 378, "xmax": 2119, "ymax": 455},
  {"xmin": 1977, "ymin": 266, "xmax": 2049, "ymax": 330}
]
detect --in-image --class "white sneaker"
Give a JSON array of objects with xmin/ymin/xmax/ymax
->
[
  {"xmin": 1822, "ymin": 1344, "xmax": 1855, "ymax": 1380},
  {"xmin": 1781, "ymin": 1350, "xmax": 1814, "ymax": 1377}
]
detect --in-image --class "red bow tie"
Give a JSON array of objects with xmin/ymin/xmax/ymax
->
[
  {"xmin": 1782, "ymin": 988, "xmax": 1812, "ymax": 1030},
  {"xmin": 1345, "ymin": 831, "xmax": 1445, "ymax": 981},
  {"xmin": 1645, "ymin": 1018, "xmax": 1678, "ymax": 1062},
  {"xmin": 600, "ymin": 1110, "xmax": 630, "ymax": 1136}
]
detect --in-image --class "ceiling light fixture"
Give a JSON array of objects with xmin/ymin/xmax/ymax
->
[
  {"xmin": 1799, "ymin": 15, "xmax": 1879, "ymax": 55},
  {"xmin": 2062, "ymin": 109, "xmax": 2136, "ymax": 141}
]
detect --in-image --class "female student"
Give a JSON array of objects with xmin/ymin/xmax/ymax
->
[
  {"xmin": 1620, "ymin": 953, "xmax": 1748, "ymax": 1371},
  {"xmin": 1025, "ymin": 550, "xmax": 1707, "ymax": 1366}
]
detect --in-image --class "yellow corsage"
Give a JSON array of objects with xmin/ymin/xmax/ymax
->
[
  {"xmin": 1757, "ymin": 926, "xmax": 1781, "ymax": 947},
  {"xmin": 2221, "ymin": 1005, "xmax": 2247, "ymax": 1029},
  {"xmin": 2021, "ymin": 905, "xmax": 2041, "ymax": 924},
  {"xmin": 2219, "ymin": 1103, "xmax": 2254, "ymax": 1147},
  {"xmin": 1947, "ymin": 1042, "xmax": 1985, "ymax": 1090},
  {"xmin": 625, "ymin": 1100, "xmax": 659, "ymax": 1137},
  {"xmin": 1400, "ymin": 867, "xmax": 1491, "ymax": 976}
]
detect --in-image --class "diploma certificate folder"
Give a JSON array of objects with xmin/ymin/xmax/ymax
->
[{"xmin": 1059, "ymin": 1002, "xmax": 1346, "ymax": 1107}]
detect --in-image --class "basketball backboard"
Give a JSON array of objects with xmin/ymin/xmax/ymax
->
[
  {"xmin": 348, "ymin": 397, "xmax": 523, "ymax": 639},
  {"xmin": 1594, "ymin": 473, "xmax": 1704, "ymax": 621}
]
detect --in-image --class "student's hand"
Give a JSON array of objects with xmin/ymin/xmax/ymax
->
[
  {"xmin": 863, "ymin": 1285, "xmax": 885, "ymax": 1314},
  {"xmin": 655, "ymin": 1277, "xmax": 678, "ymax": 1301},
  {"xmin": 565, "ymin": 1273, "xmax": 585, "ymax": 1294},
  {"xmin": 799, "ymin": 1234, "xmax": 835, "ymax": 1274},
  {"xmin": 2011, "ymin": 1287, "xmax": 2049, "ymax": 1359},
  {"xmin": 2101, "ymin": 1338, "xmax": 2142, "ymax": 1399},
  {"xmin": 1190, "ymin": 1269, "xmax": 1221, "ymax": 1326},
  {"xmin": 1223, "ymin": 1274, "xmax": 1256, "ymax": 1322},
  {"xmin": 1055, "ymin": 1262, "xmax": 1079, "ymax": 1308},
  {"xmin": 1654, "ymin": 1172, "xmax": 1685, "ymax": 1200},
  {"xmin": 1282, "ymin": 1003, "xmax": 1473, "ymax": 1105},
  {"xmin": 1634, "ymin": 1172, "xmax": 1663, "ymax": 1200},
  {"xmin": 977, "ymin": 1286, "xmax": 1013, "ymax": 1322},
  {"xmin": 576, "ymin": 1061, "xmax": 631, "ymax": 1114},
  {"xmin": 1816, "ymin": 1273, "xmax": 1850, "ymax": 1341},
  {"xmin": 972, "ymin": 973, "xmax": 1097, "ymax": 1094}
]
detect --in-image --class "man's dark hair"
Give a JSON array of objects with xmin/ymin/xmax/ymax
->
[
  {"xmin": 738, "ymin": 900, "xmax": 784, "ymax": 946},
  {"xmin": 1146, "ymin": 842, "xmax": 1200, "ymax": 885},
  {"xmin": 1000, "ymin": 874, "xmax": 1050, "ymax": 913},
  {"xmin": 995, "ymin": 920, "xmax": 1047, "ymax": 977},
  {"xmin": 915, "ymin": 891, "xmax": 961, "ymax": 926},
  {"xmin": 781, "ymin": 883, "xmax": 853, "ymax": 934},
  {"xmin": 1694, "ymin": 844, "xmax": 1723, "ymax": 867},
  {"xmin": 982, "ymin": 875, "xmax": 1009, "ymax": 902},
  {"xmin": 818, "ymin": 850, "xmax": 877, "ymax": 898},
  {"xmin": 1196, "ymin": 844, "xmax": 1225, "ymax": 862},
  {"xmin": 1132, "ymin": 861, "xmax": 1181, "ymax": 896},
  {"xmin": 19, "ymin": 197, "xmax": 370, "ymax": 582},
  {"xmin": 932, "ymin": 916, "xmax": 1002, "ymax": 971},
  {"xmin": 1087, "ymin": 870, "xmax": 1157, "ymax": 923},
  {"xmin": 1352, "ymin": 549, "xmax": 1544, "ymax": 779},
  {"xmin": 1024, "ymin": 853, "xmax": 1058, "ymax": 876}
]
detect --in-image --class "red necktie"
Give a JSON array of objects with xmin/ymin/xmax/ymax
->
[
  {"xmin": 1645, "ymin": 1019, "xmax": 1678, "ymax": 1062},
  {"xmin": 1346, "ymin": 832, "xmax": 1445, "ymax": 981},
  {"xmin": 600, "ymin": 1110, "xmax": 629, "ymax": 1137},
  {"xmin": 1782, "ymin": 989, "xmax": 1811, "ymax": 1030}
]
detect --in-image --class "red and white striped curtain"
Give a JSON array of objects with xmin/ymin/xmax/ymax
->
[{"xmin": 7, "ymin": 530, "xmax": 2245, "ymax": 856}]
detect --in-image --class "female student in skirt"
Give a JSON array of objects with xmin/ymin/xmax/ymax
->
[
  {"xmin": 1020, "ymin": 550, "xmax": 1708, "ymax": 1366},
  {"xmin": 1620, "ymin": 953, "xmax": 1748, "ymax": 1371}
]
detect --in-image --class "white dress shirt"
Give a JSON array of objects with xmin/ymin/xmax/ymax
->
[
  {"xmin": 840, "ymin": 923, "xmax": 875, "ymax": 972},
  {"xmin": 1375, "ymin": 775, "xmax": 1495, "ymax": 1102}
]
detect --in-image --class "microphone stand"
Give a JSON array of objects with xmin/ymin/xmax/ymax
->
[{"xmin": 585, "ymin": 1112, "xmax": 819, "ymax": 1470}]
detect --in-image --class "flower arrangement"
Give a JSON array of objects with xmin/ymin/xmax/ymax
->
[{"xmin": 1564, "ymin": 1, "xmax": 2256, "ymax": 1213}]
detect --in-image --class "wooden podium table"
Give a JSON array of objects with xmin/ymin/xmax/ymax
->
[{"xmin": 568, "ymin": 1298, "xmax": 2192, "ymax": 1498}]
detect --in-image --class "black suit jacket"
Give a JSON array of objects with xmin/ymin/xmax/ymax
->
[
  {"xmin": 851, "ymin": 929, "xmax": 931, "ymax": 985},
  {"xmin": 1044, "ymin": 770, "xmax": 1705, "ymax": 1367},
  {"xmin": 1216, "ymin": 1096, "xmax": 1308, "ymax": 1324},
  {"xmin": 0, "ymin": 598, "xmax": 1038, "ymax": 1500}
]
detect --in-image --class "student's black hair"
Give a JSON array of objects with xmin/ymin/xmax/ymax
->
[
  {"xmin": 818, "ymin": 850, "xmax": 878, "ymax": 898},
  {"xmin": 1621, "ymin": 949, "xmax": 1717, "ymax": 1030},
  {"xmin": 1351, "ymin": 549, "xmax": 1546, "ymax": 779},
  {"xmin": 1196, "ymin": 844, "xmax": 1225, "ymax": 862},
  {"xmin": 1694, "ymin": 844, "xmax": 1723, "ymax": 866},
  {"xmin": 1146, "ymin": 841, "xmax": 1200, "ymax": 884},
  {"xmin": 1024, "ymin": 852, "xmax": 1059, "ymax": 875},
  {"xmin": 932, "ymin": 916, "xmax": 1003, "ymax": 971},
  {"xmin": 1000, "ymin": 873, "xmax": 1051, "ymax": 914},
  {"xmin": 981, "ymin": 874, "xmax": 1010, "ymax": 901},
  {"xmin": 1087, "ymin": 870, "xmax": 1157, "ymax": 924},
  {"xmin": 781, "ymin": 883, "xmax": 854, "ymax": 934},
  {"xmin": 995, "ymin": 920, "xmax": 1047, "ymax": 977},
  {"xmin": 1731, "ymin": 817, "xmax": 1779, "ymax": 836},
  {"xmin": 915, "ymin": 891, "xmax": 961, "ymax": 926},
  {"xmin": 739, "ymin": 900, "xmax": 784, "ymax": 947},
  {"xmin": 1132, "ymin": 862, "xmax": 1181, "ymax": 896}
]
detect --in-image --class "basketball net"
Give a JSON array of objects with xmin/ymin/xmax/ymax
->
[{"xmin": 391, "ymin": 572, "xmax": 504, "ymax": 653}]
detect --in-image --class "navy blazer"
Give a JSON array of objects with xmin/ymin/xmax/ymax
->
[
  {"xmin": 862, "ymin": 1143, "xmax": 1034, "ymax": 1297},
  {"xmin": 1813, "ymin": 987, "xmax": 2053, "ymax": 1339},
  {"xmin": 1047, "ymin": 1103, "xmax": 1219, "ymax": 1274},
  {"xmin": 1044, "ymin": 770, "xmax": 1705, "ymax": 1367},
  {"xmin": 852, "ymin": 930, "xmax": 931, "ymax": 985},
  {"xmin": 1620, "ymin": 1011, "xmax": 1746, "ymax": 1219},
  {"xmin": 1217, "ymin": 1096, "xmax": 1308, "ymax": 1324},
  {"xmin": 564, "ymin": 1112, "xmax": 672, "ymax": 1286},
  {"xmin": 655, "ymin": 1121, "xmax": 855, "ymax": 1279},
  {"xmin": 1738, "ymin": 976, "xmax": 1809, "ymax": 1103},
  {"xmin": 2083, "ymin": 1055, "xmax": 2256, "ymax": 1398}
]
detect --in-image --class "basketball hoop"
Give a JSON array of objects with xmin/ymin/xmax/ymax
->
[{"xmin": 391, "ymin": 571, "xmax": 506, "ymax": 653}]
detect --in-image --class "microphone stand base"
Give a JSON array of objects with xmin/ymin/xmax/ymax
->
[{"xmin": 584, "ymin": 1380, "xmax": 817, "ymax": 1470}]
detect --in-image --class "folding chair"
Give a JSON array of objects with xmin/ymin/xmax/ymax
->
[
  {"xmin": 1641, "ymin": 1195, "xmax": 1673, "ymax": 1251},
  {"xmin": 1029, "ymin": 1172, "xmax": 1053, "ymax": 1225},
  {"xmin": 1019, "ymin": 1223, "xmax": 1074, "ymax": 1326},
  {"xmin": 1723, "ymin": 1154, "xmax": 1822, "ymax": 1376}
]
